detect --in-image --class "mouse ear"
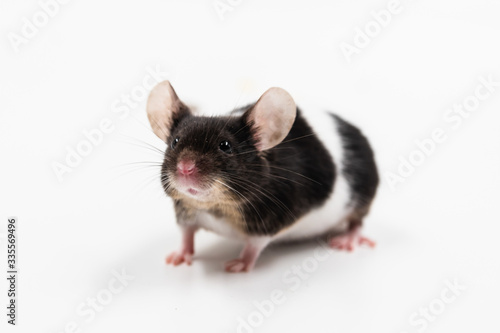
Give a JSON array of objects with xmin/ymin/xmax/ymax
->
[
  {"xmin": 146, "ymin": 80, "xmax": 190, "ymax": 142},
  {"xmin": 244, "ymin": 87, "xmax": 296, "ymax": 151}
]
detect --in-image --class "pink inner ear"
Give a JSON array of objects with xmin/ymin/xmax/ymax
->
[
  {"xmin": 146, "ymin": 80, "xmax": 187, "ymax": 142},
  {"xmin": 252, "ymin": 111, "xmax": 271, "ymax": 151},
  {"xmin": 248, "ymin": 87, "xmax": 296, "ymax": 151}
]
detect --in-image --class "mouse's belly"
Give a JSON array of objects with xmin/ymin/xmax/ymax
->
[
  {"xmin": 194, "ymin": 211, "xmax": 246, "ymax": 239},
  {"xmin": 192, "ymin": 175, "xmax": 352, "ymax": 242}
]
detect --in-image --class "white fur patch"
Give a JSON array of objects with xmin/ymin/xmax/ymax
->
[
  {"xmin": 193, "ymin": 211, "xmax": 246, "ymax": 240},
  {"xmin": 273, "ymin": 102, "xmax": 353, "ymax": 242}
]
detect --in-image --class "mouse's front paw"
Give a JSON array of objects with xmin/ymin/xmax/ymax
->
[{"xmin": 165, "ymin": 250, "xmax": 193, "ymax": 266}]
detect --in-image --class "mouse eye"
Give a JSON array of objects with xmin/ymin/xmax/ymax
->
[
  {"xmin": 171, "ymin": 137, "xmax": 179, "ymax": 149},
  {"xmin": 219, "ymin": 140, "xmax": 232, "ymax": 154}
]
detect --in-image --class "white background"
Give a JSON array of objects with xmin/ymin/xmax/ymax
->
[{"xmin": 1, "ymin": 0, "xmax": 500, "ymax": 332}]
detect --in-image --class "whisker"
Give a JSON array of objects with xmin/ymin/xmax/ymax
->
[
  {"xmin": 214, "ymin": 179, "xmax": 268, "ymax": 233},
  {"xmin": 117, "ymin": 133, "xmax": 166, "ymax": 156},
  {"xmin": 232, "ymin": 146, "xmax": 296, "ymax": 157},
  {"xmin": 243, "ymin": 164, "xmax": 322, "ymax": 185},
  {"xmin": 225, "ymin": 168, "xmax": 307, "ymax": 187},
  {"xmin": 279, "ymin": 133, "xmax": 315, "ymax": 144},
  {"xmin": 232, "ymin": 122, "xmax": 251, "ymax": 137},
  {"xmin": 222, "ymin": 174, "xmax": 296, "ymax": 221}
]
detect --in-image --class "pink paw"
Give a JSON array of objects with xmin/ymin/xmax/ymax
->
[
  {"xmin": 166, "ymin": 251, "xmax": 193, "ymax": 266},
  {"xmin": 224, "ymin": 258, "xmax": 253, "ymax": 273},
  {"xmin": 329, "ymin": 229, "xmax": 376, "ymax": 251}
]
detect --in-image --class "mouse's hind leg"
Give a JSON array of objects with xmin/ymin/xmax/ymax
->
[
  {"xmin": 224, "ymin": 237, "xmax": 271, "ymax": 273},
  {"xmin": 328, "ymin": 210, "xmax": 375, "ymax": 251},
  {"xmin": 328, "ymin": 224, "xmax": 375, "ymax": 251}
]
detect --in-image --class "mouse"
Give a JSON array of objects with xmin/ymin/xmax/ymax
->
[{"xmin": 146, "ymin": 80, "xmax": 379, "ymax": 273}]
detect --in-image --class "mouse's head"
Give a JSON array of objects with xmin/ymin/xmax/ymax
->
[{"xmin": 146, "ymin": 81, "xmax": 296, "ymax": 204}]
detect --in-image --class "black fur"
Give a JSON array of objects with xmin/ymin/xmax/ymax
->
[
  {"xmin": 331, "ymin": 114, "xmax": 379, "ymax": 217},
  {"xmin": 239, "ymin": 108, "xmax": 336, "ymax": 235}
]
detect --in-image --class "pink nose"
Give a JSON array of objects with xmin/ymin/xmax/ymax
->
[{"xmin": 177, "ymin": 160, "xmax": 196, "ymax": 176}]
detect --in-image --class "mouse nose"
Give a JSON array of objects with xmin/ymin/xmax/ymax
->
[{"xmin": 177, "ymin": 159, "xmax": 196, "ymax": 176}]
